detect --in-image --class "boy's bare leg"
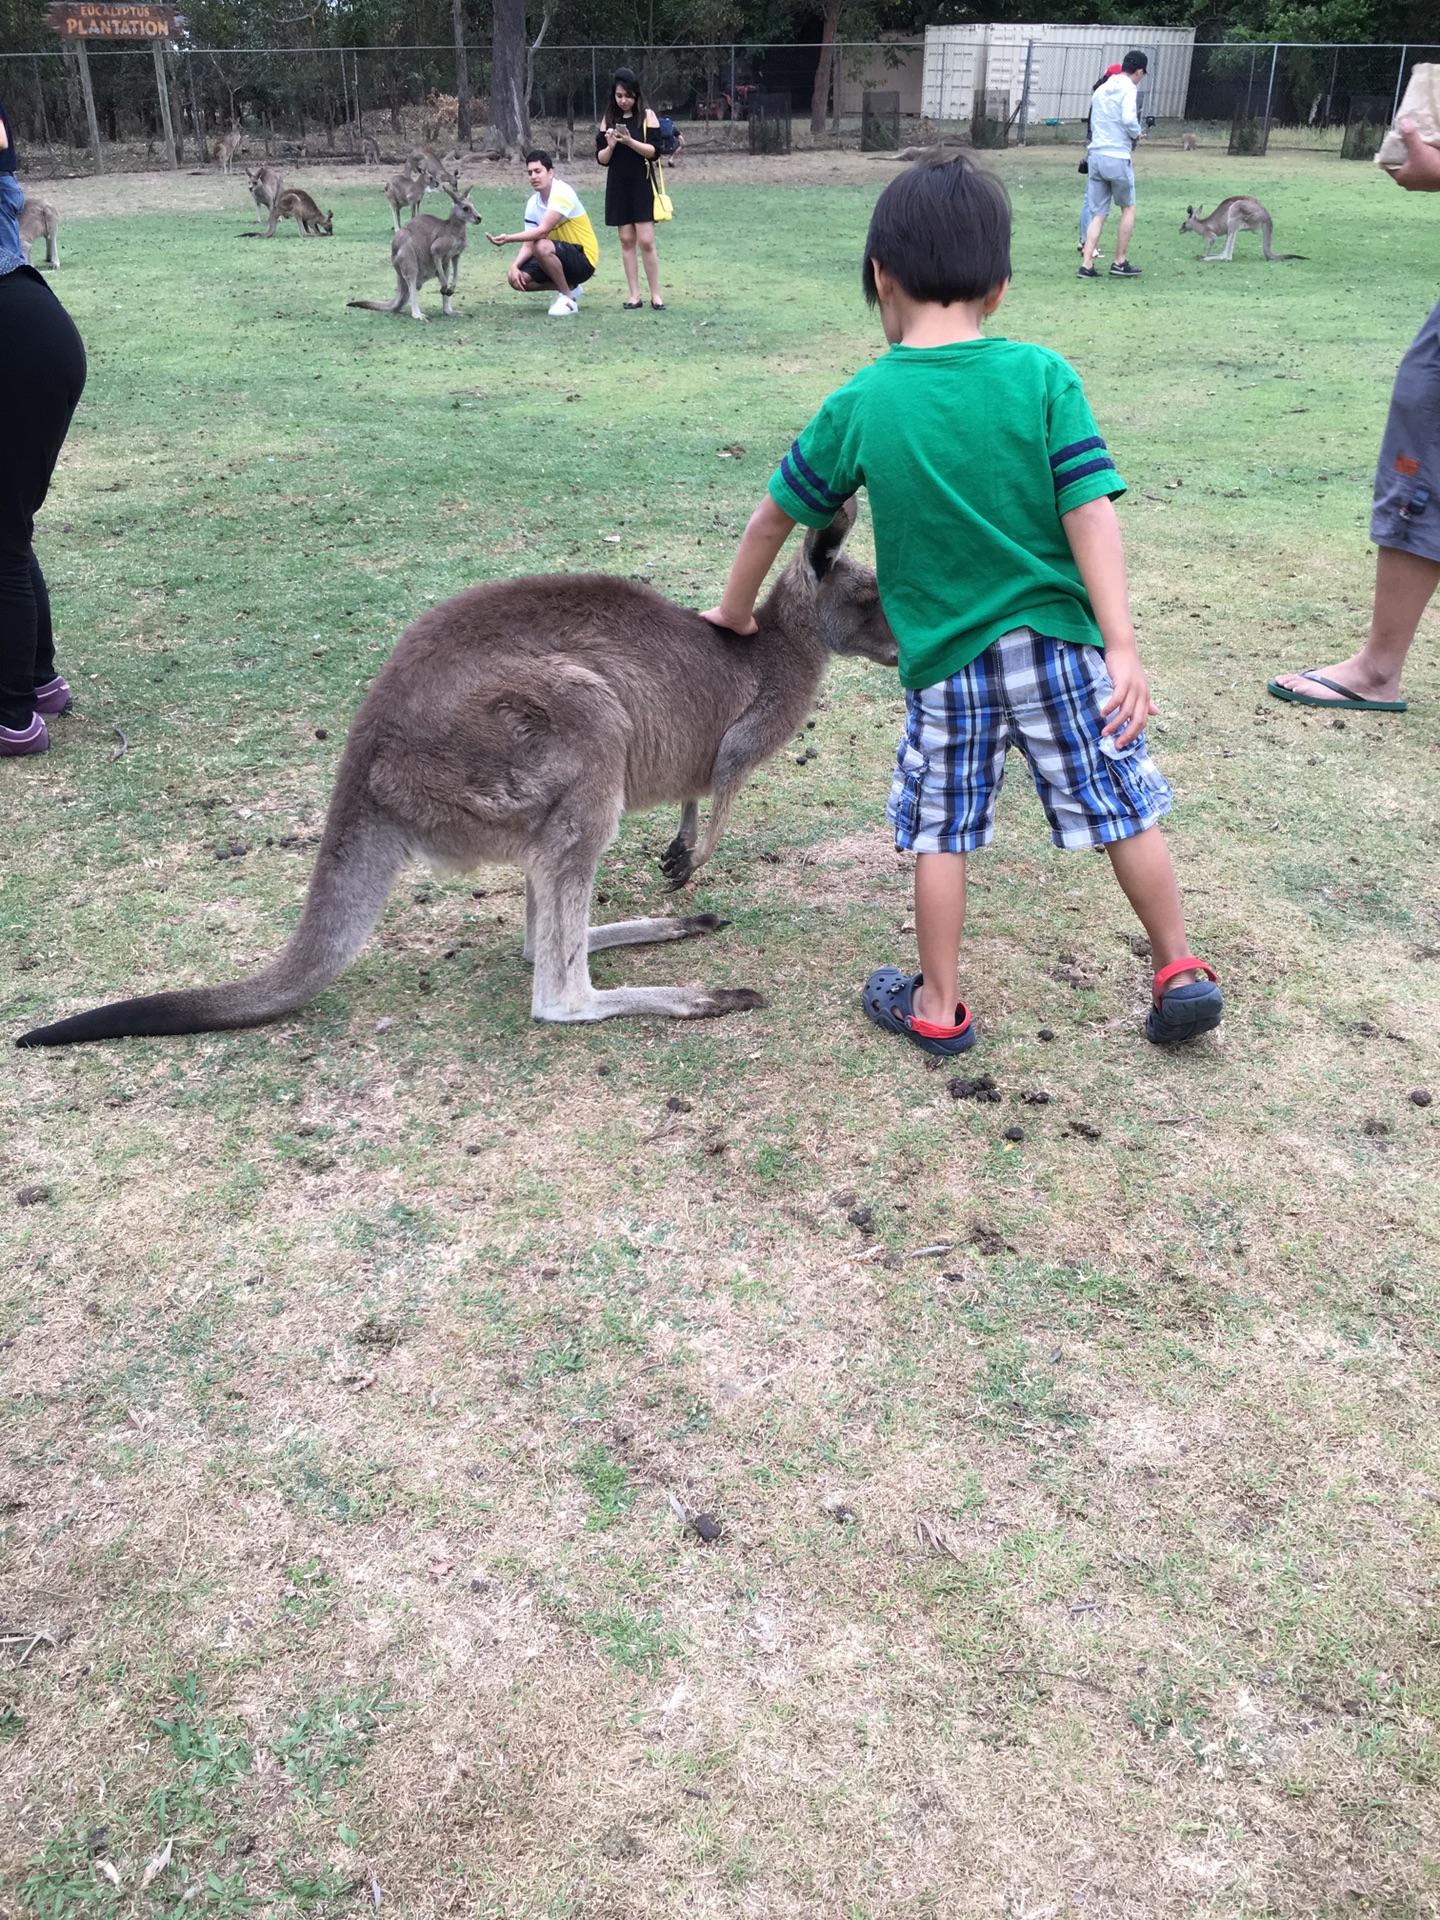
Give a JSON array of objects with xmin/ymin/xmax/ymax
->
[
  {"xmin": 1106, "ymin": 827, "xmax": 1202, "ymax": 985},
  {"xmin": 1271, "ymin": 545, "xmax": 1440, "ymax": 703},
  {"xmin": 912, "ymin": 851, "xmax": 968, "ymax": 1026}
]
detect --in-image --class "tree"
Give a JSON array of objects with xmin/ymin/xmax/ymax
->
[
  {"xmin": 808, "ymin": 0, "xmax": 840, "ymax": 132},
  {"xmin": 487, "ymin": 0, "xmax": 528, "ymax": 153}
]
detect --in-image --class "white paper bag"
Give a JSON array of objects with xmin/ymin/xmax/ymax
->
[{"xmin": 1376, "ymin": 62, "xmax": 1440, "ymax": 172}]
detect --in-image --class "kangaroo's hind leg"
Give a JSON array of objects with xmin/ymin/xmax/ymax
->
[{"xmin": 524, "ymin": 871, "xmax": 730, "ymax": 961}]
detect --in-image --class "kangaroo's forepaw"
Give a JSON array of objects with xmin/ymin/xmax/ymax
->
[
  {"xmin": 660, "ymin": 835, "xmax": 695, "ymax": 888},
  {"xmin": 708, "ymin": 987, "xmax": 766, "ymax": 1015}
]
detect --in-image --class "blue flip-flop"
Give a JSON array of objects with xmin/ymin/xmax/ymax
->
[
  {"xmin": 1146, "ymin": 958, "xmax": 1223, "ymax": 1046},
  {"xmin": 861, "ymin": 968, "xmax": 977, "ymax": 1057}
]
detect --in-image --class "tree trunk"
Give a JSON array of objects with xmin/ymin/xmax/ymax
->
[
  {"xmin": 809, "ymin": 0, "xmax": 841, "ymax": 136},
  {"xmin": 488, "ymin": 0, "xmax": 529, "ymax": 155},
  {"xmin": 453, "ymin": 0, "xmax": 472, "ymax": 146}
]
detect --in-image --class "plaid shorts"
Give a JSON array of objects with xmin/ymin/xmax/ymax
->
[{"xmin": 887, "ymin": 628, "xmax": 1172, "ymax": 854}]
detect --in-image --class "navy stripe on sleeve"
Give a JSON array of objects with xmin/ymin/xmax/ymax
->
[
  {"xmin": 789, "ymin": 443, "xmax": 846, "ymax": 509},
  {"xmin": 1050, "ymin": 435, "xmax": 1106, "ymax": 471},
  {"xmin": 780, "ymin": 450, "xmax": 836, "ymax": 519},
  {"xmin": 1054, "ymin": 455, "xmax": 1118, "ymax": 489}
]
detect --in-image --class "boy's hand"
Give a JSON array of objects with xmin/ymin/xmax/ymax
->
[
  {"xmin": 1392, "ymin": 117, "xmax": 1440, "ymax": 191},
  {"xmin": 1100, "ymin": 647, "xmax": 1157, "ymax": 750},
  {"xmin": 700, "ymin": 607, "xmax": 759, "ymax": 637}
]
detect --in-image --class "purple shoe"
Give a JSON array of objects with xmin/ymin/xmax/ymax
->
[
  {"xmin": 33, "ymin": 675, "xmax": 72, "ymax": 716},
  {"xmin": 0, "ymin": 714, "xmax": 49, "ymax": 757}
]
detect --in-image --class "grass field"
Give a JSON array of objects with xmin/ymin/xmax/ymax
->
[{"xmin": 2, "ymin": 145, "xmax": 1439, "ymax": 1918}]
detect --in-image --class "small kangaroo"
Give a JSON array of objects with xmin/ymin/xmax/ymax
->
[
  {"xmin": 384, "ymin": 163, "xmax": 428, "ymax": 231},
  {"xmin": 16, "ymin": 501, "xmax": 897, "ymax": 1048},
  {"xmin": 349, "ymin": 184, "xmax": 480, "ymax": 319},
  {"xmin": 245, "ymin": 163, "xmax": 284, "ymax": 222},
  {"xmin": 252, "ymin": 187, "xmax": 333, "ymax": 237},
  {"xmin": 18, "ymin": 192, "xmax": 59, "ymax": 268},
  {"xmin": 1180, "ymin": 197, "xmax": 1302, "ymax": 262},
  {"xmin": 1181, "ymin": 131, "xmax": 1198, "ymax": 150},
  {"xmin": 212, "ymin": 127, "xmax": 243, "ymax": 173}
]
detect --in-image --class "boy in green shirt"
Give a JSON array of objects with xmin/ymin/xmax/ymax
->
[{"xmin": 703, "ymin": 153, "xmax": 1221, "ymax": 1053}]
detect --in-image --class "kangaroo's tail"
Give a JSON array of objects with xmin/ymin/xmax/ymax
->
[
  {"xmin": 17, "ymin": 800, "xmax": 410, "ymax": 1049},
  {"xmin": 347, "ymin": 288, "xmax": 406, "ymax": 311}
]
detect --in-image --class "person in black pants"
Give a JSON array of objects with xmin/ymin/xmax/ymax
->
[
  {"xmin": 0, "ymin": 95, "xmax": 87, "ymax": 758},
  {"xmin": 595, "ymin": 67, "xmax": 665, "ymax": 310}
]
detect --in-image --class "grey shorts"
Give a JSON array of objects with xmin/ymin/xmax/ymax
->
[
  {"xmin": 1085, "ymin": 152, "xmax": 1135, "ymax": 217},
  {"xmin": 1372, "ymin": 297, "xmax": 1440, "ymax": 564}
]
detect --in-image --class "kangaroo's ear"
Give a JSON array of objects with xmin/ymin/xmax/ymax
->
[{"xmin": 804, "ymin": 496, "xmax": 859, "ymax": 581}]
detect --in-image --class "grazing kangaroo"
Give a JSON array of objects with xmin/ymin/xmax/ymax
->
[
  {"xmin": 1181, "ymin": 131, "xmax": 1198, "ymax": 150},
  {"xmin": 251, "ymin": 187, "xmax": 333, "ymax": 237},
  {"xmin": 1180, "ymin": 198, "xmax": 1302, "ymax": 261},
  {"xmin": 245, "ymin": 163, "xmax": 284, "ymax": 222},
  {"xmin": 212, "ymin": 127, "xmax": 243, "ymax": 173},
  {"xmin": 349, "ymin": 184, "xmax": 480, "ymax": 319},
  {"xmin": 16, "ymin": 501, "xmax": 897, "ymax": 1049},
  {"xmin": 18, "ymin": 193, "xmax": 58, "ymax": 268}
]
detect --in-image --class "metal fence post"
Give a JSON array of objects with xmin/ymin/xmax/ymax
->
[
  {"xmin": 1260, "ymin": 40, "xmax": 1278, "ymax": 147},
  {"xmin": 729, "ymin": 43, "xmax": 735, "ymax": 119},
  {"xmin": 1392, "ymin": 44, "xmax": 1409, "ymax": 123},
  {"xmin": 1018, "ymin": 37, "xmax": 1033, "ymax": 144},
  {"xmin": 590, "ymin": 45, "xmax": 597, "ymax": 127}
]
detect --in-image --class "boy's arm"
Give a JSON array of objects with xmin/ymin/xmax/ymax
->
[
  {"xmin": 700, "ymin": 495, "xmax": 797, "ymax": 636},
  {"xmin": 1061, "ymin": 494, "xmax": 1154, "ymax": 749}
]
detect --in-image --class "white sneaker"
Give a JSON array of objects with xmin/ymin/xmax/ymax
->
[{"xmin": 548, "ymin": 294, "xmax": 578, "ymax": 316}]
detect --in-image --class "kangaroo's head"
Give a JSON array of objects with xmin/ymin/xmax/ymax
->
[
  {"xmin": 318, "ymin": 208, "xmax": 335, "ymax": 234},
  {"xmin": 1179, "ymin": 204, "xmax": 1204, "ymax": 233},
  {"xmin": 777, "ymin": 498, "xmax": 897, "ymax": 667},
  {"xmin": 445, "ymin": 186, "xmax": 482, "ymax": 225}
]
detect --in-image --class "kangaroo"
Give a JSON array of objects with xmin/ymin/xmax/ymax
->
[
  {"xmin": 1181, "ymin": 131, "xmax": 1198, "ymax": 150},
  {"xmin": 1179, "ymin": 197, "xmax": 1302, "ymax": 262},
  {"xmin": 18, "ymin": 193, "xmax": 59, "ymax": 268},
  {"xmin": 384, "ymin": 163, "xmax": 428, "ymax": 231},
  {"xmin": 212, "ymin": 127, "xmax": 243, "ymax": 173},
  {"xmin": 349, "ymin": 184, "xmax": 480, "ymax": 319},
  {"xmin": 245, "ymin": 163, "xmax": 284, "ymax": 222},
  {"xmin": 252, "ymin": 187, "xmax": 333, "ymax": 237},
  {"xmin": 16, "ymin": 502, "xmax": 897, "ymax": 1049}
]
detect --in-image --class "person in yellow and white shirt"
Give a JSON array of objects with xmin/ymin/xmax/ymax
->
[{"xmin": 486, "ymin": 150, "xmax": 599, "ymax": 316}]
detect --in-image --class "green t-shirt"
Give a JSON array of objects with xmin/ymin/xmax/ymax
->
[{"xmin": 767, "ymin": 336, "xmax": 1126, "ymax": 690}]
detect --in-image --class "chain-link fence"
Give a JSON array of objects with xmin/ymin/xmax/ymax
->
[{"xmin": 0, "ymin": 37, "xmax": 1433, "ymax": 176}]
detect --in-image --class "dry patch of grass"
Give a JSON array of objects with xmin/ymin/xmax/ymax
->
[{"xmin": 4, "ymin": 148, "xmax": 1440, "ymax": 1917}]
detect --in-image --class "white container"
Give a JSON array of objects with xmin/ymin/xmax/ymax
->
[{"xmin": 922, "ymin": 23, "xmax": 1195, "ymax": 128}]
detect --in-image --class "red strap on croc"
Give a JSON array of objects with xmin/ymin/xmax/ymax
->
[
  {"xmin": 908, "ymin": 1001, "xmax": 974, "ymax": 1041},
  {"xmin": 1152, "ymin": 957, "xmax": 1218, "ymax": 1003}
]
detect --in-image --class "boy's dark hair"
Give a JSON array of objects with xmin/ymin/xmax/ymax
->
[
  {"xmin": 1121, "ymin": 49, "xmax": 1148, "ymax": 73},
  {"xmin": 862, "ymin": 151, "xmax": 1010, "ymax": 308},
  {"xmin": 524, "ymin": 148, "xmax": 554, "ymax": 169}
]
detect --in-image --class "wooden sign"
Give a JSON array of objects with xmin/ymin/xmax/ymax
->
[{"xmin": 45, "ymin": 2, "xmax": 180, "ymax": 39}]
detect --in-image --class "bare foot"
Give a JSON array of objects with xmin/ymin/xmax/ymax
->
[{"xmin": 1270, "ymin": 652, "xmax": 1404, "ymax": 703}]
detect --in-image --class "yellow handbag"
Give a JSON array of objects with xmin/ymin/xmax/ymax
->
[{"xmin": 649, "ymin": 155, "xmax": 674, "ymax": 222}]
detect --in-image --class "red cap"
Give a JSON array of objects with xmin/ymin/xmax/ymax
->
[{"xmin": 1105, "ymin": 62, "xmax": 1122, "ymax": 74}]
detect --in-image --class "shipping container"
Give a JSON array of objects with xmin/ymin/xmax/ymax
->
[{"xmin": 922, "ymin": 23, "xmax": 1195, "ymax": 132}]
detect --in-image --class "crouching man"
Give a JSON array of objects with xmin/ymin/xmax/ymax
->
[{"xmin": 487, "ymin": 149, "xmax": 599, "ymax": 316}]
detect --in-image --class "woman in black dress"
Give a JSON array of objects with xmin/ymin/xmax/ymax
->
[
  {"xmin": 0, "ymin": 95, "xmax": 87, "ymax": 758},
  {"xmin": 595, "ymin": 68, "xmax": 665, "ymax": 310}
]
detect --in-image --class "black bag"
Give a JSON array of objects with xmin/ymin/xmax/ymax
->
[
  {"xmin": 654, "ymin": 116, "xmax": 682, "ymax": 157},
  {"xmin": 1077, "ymin": 158, "xmax": 1089, "ymax": 174}
]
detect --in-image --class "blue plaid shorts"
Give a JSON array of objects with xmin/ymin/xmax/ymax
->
[{"xmin": 887, "ymin": 628, "xmax": 1172, "ymax": 854}]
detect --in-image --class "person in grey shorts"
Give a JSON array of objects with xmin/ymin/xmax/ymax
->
[
  {"xmin": 1079, "ymin": 50, "xmax": 1146, "ymax": 280},
  {"xmin": 1268, "ymin": 117, "xmax": 1440, "ymax": 713}
]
